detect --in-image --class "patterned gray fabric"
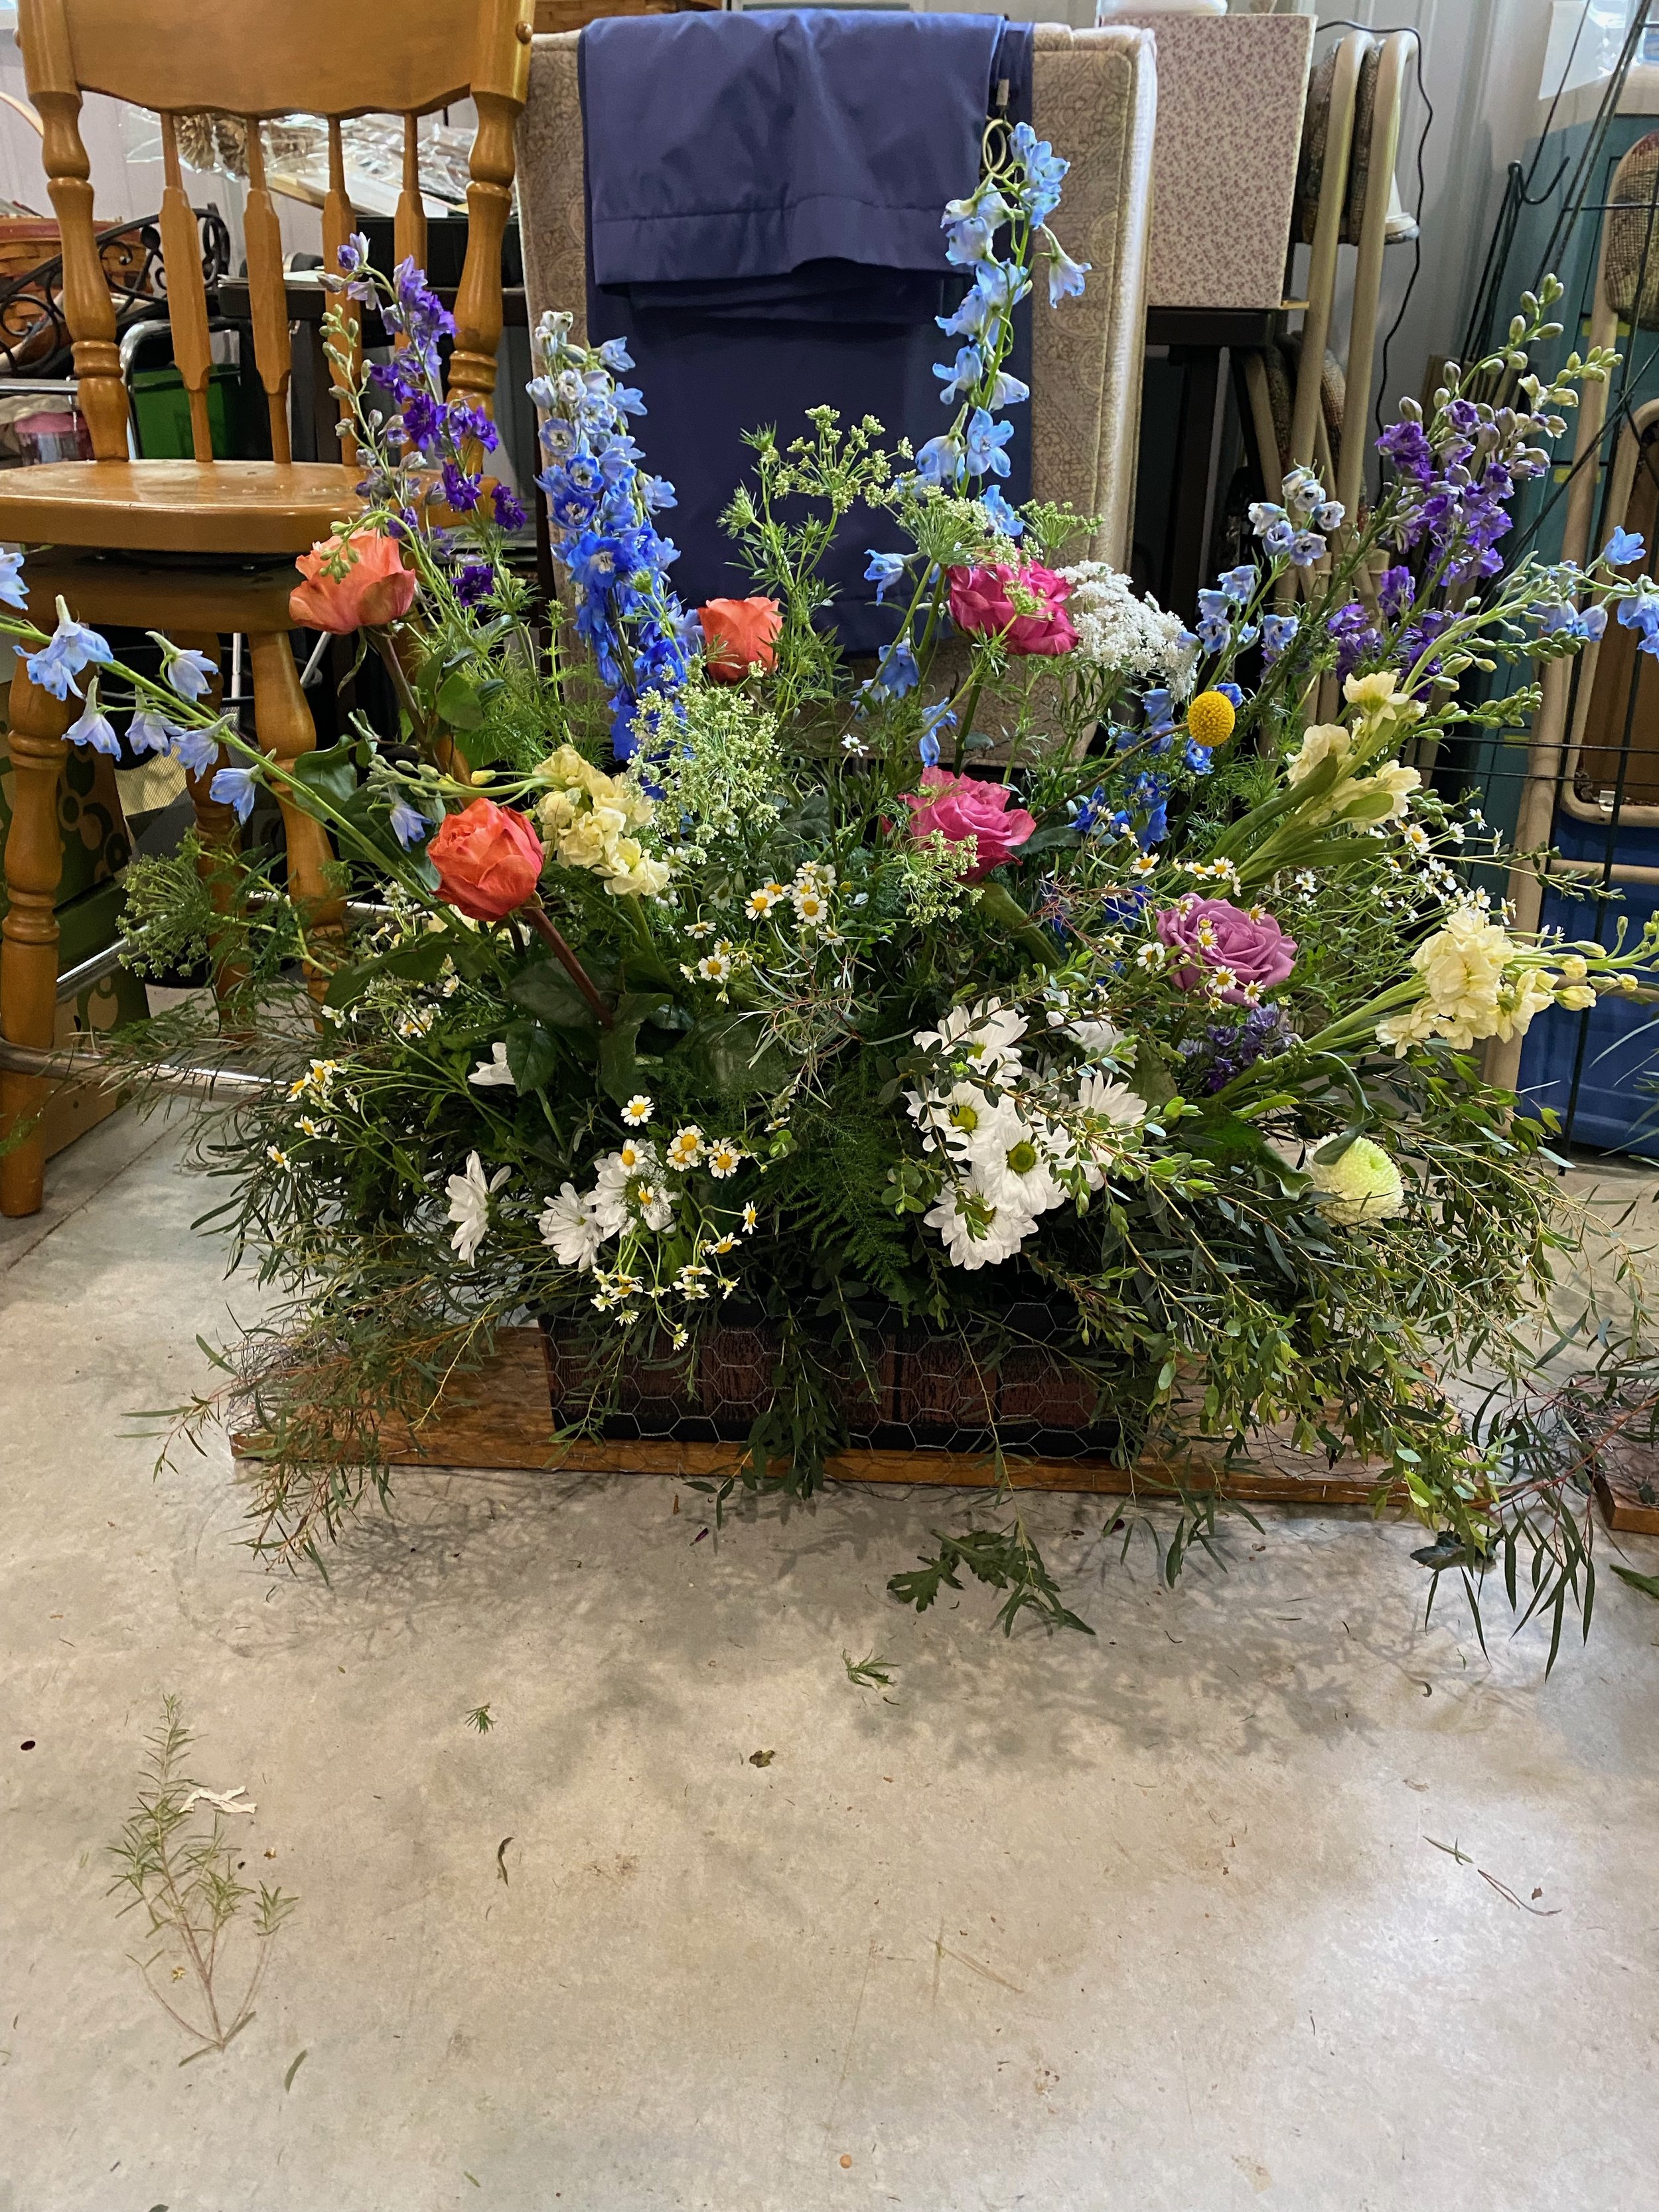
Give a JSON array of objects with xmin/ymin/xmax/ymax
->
[{"xmin": 514, "ymin": 23, "xmax": 1155, "ymax": 568}]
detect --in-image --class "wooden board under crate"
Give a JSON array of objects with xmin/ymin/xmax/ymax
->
[{"xmin": 356, "ymin": 1327, "xmax": 1405, "ymax": 1507}]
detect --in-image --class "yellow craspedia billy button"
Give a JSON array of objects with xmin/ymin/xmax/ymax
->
[{"xmin": 1186, "ymin": 689, "xmax": 1236, "ymax": 751}]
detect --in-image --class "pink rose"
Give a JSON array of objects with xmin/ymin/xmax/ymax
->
[
  {"xmin": 1155, "ymin": 897, "xmax": 1297, "ymax": 1005},
  {"xmin": 947, "ymin": 561, "xmax": 1078, "ymax": 657},
  {"xmin": 901, "ymin": 766, "xmax": 1036, "ymax": 879}
]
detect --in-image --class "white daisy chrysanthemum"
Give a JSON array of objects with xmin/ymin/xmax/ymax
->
[
  {"xmin": 469, "ymin": 1042, "xmax": 517, "ymax": 1090},
  {"xmin": 621, "ymin": 1094, "xmax": 654, "ymax": 1126},
  {"xmin": 693, "ymin": 951, "xmax": 733, "ymax": 984},
  {"xmin": 745, "ymin": 882, "xmax": 787, "ymax": 919},
  {"xmin": 792, "ymin": 884, "xmax": 830, "ymax": 926},
  {"xmin": 707, "ymin": 1140, "xmax": 743, "ymax": 1179},
  {"xmin": 912, "ymin": 997, "xmax": 1027, "ymax": 1076},
  {"xmin": 924, "ymin": 1175, "xmax": 1036, "ymax": 1271},
  {"xmin": 538, "ymin": 1181, "xmax": 607, "ymax": 1270},
  {"xmin": 446, "ymin": 1151, "xmax": 508, "ymax": 1267}
]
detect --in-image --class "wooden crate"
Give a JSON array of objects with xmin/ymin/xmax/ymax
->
[
  {"xmin": 352, "ymin": 1327, "xmax": 1402, "ymax": 1506},
  {"xmin": 1593, "ymin": 1435, "xmax": 1659, "ymax": 1536}
]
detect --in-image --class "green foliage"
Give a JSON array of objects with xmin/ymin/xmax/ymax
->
[
  {"xmin": 888, "ymin": 1519, "xmax": 1094, "ymax": 1637},
  {"xmin": 106, "ymin": 1695, "xmax": 297, "ymax": 2059}
]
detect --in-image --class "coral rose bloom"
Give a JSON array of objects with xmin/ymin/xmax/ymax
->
[
  {"xmin": 699, "ymin": 597, "xmax": 782, "ymax": 682},
  {"xmin": 1155, "ymin": 897, "xmax": 1297, "ymax": 1006},
  {"xmin": 430, "ymin": 798, "xmax": 545, "ymax": 922},
  {"xmin": 289, "ymin": 530, "xmax": 418, "ymax": 633},
  {"xmin": 901, "ymin": 766, "xmax": 1036, "ymax": 880},
  {"xmin": 947, "ymin": 561, "xmax": 1077, "ymax": 657}
]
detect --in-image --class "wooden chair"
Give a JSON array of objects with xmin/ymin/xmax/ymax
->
[{"xmin": 0, "ymin": 0, "xmax": 534, "ymax": 1217}]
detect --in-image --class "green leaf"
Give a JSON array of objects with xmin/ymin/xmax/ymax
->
[
  {"xmin": 510, "ymin": 960, "xmax": 598, "ymax": 1032},
  {"xmin": 505, "ymin": 1019, "xmax": 561, "ymax": 1094},
  {"xmin": 289, "ymin": 737, "xmax": 358, "ymax": 810},
  {"xmin": 435, "ymin": 667, "xmax": 486, "ymax": 732},
  {"xmin": 1611, "ymin": 1563, "xmax": 1659, "ymax": 1602},
  {"xmin": 322, "ymin": 926, "xmax": 455, "ymax": 1009},
  {"xmin": 687, "ymin": 1011, "xmax": 790, "ymax": 1098},
  {"xmin": 598, "ymin": 990, "xmax": 672, "ymax": 1104}
]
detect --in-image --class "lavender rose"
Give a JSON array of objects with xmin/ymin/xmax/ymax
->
[{"xmin": 1155, "ymin": 897, "xmax": 1298, "ymax": 1005}]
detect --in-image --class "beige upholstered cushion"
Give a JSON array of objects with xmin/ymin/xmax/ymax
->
[{"xmin": 514, "ymin": 23, "xmax": 1155, "ymax": 567}]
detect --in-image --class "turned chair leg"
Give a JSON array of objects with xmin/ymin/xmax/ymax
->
[
  {"xmin": 248, "ymin": 630, "xmax": 343, "ymax": 997},
  {"xmin": 0, "ymin": 661, "xmax": 73, "ymax": 1217}
]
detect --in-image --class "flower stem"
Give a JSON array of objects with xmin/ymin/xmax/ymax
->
[{"xmin": 522, "ymin": 900, "xmax": 615, "ymax": 1029}]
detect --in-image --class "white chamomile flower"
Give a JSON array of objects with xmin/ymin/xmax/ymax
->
[
  {"xmin": 684, "ymin": 919, "xmax": 715, "ymax": 940},
  {"xmin": 745, "ymin": 882, "xmax": 787, "ymax": 918},
  {"xmin": 469, "ymin": 1042, "xmax": 516, "ymax": 1089},
  {"xmin": 1401, "ymin": 823, "xmax": 1431, "ymax": 854},
  {"xmin": 1135, "ymin": 941, "xmax": 1165, "ymax": 972},
  {"xmin": 840, "ymin": 733, "xmax": 869, "ymax": 758},
  {"xmin": 671, "ymin": 1325, "xmax": 690, "ymax": 1350},
  {"xmin": 298, "ymin": 1116, "xmax": 322, "ymax": 1139},
  {"xmin": 692, "ymin": 950, "xmax": 733, "ymax": 984},
  {"xmin": 632, "ymin": 1178, "xmax": 676, "ymax": 1230},
  {"xmin": 266, "ymin": 1145, "xmax": 289, "ymax": 1167},
  {"xmin": 395, "ymin": 1007, "xmax": 436, "ymax": 1041},
  {"xmin": 792, "ymin": 883, "xmax": 831, "ymax": 925},
  {"xmin": 616, "ymin": 1134, "xmax": 654, "ymax": 1174},
  {"xmin": 667, "ymin": 1125, "xmax": 704, "ymax": 1170},
  {"xmin": 711, "ymin": 1233, "xmax": 737, "ymax": 1254},
  {"xmin": 621, "ymin": 1094, "xmax": 654, "ymax": 1127},
  {"xmin": 741, "ymin": 1202, "xmax": 758, "ymax": 1234},
  {"xmin": 707, "ymin": 1140, "xmax": 744, "ymax": 1179},
  {"xmin": 1129, "ymin": 853, "xmax": 1158, "ymax": 878}
]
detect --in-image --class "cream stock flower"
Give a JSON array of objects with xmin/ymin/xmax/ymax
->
[{"xmin": 1285, "ymin": 723, "xmax": 1352, "ymax": 786}]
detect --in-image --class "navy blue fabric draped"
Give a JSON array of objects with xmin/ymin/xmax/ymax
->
[{"xmin": 577, "ymin": 11, "xmax": 1033, "ymax": 654}]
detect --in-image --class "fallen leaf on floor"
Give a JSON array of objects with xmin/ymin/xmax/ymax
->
[
  {"xmin": 283, "ymin": 2049, "xmax": 307, "ymax": 2093},
  {"xmin": 749, "ymin": 1749, "xmax": 774, "ymax": 1767},
  {"xmin": 496, "ymin": 1836, "xmax": 514, "ymax": 1885}
]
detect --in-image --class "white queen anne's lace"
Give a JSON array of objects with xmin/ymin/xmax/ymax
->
[{"xmin": 1057, "ymin": 562, "xmax": 1190, "ymax": 683}]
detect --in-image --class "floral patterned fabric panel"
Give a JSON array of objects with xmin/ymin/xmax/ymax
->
[{"xmin": 1113, "ymin": 11, "xmax": 1313, "ymax": 310}]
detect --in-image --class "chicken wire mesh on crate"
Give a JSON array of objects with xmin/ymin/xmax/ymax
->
[{"xmin": 539, "ymin": 1302, "xmax": 1123, "ymax": 1465}]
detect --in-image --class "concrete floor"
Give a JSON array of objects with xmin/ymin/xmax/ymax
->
[{"xmin": 5, "ymin": 1115, "xmax": 1659, "ymax": 2211}]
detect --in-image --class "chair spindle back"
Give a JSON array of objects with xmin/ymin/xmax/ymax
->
[{"xmin": 17, "ymin": 0, "xmax": 534, "ymax": 465}]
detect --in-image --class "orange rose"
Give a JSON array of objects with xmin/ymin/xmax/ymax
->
[
  {"xmin": 699, "ymin": 596, "xmax": 782, "ymax": 682},
  {"xmin": 429, "ymin": 798, "xmax": 545, "ymax": 922},
  {"xmin": 289, "ymin": 530, "xmax": 418, "ymax": 633}
]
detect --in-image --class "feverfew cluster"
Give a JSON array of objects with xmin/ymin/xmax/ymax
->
[{"xmin": 904, "ymin": 1001, "xmax": 1147, "ymax": 1270}]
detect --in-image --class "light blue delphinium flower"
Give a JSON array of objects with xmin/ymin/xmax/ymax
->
[
  {"xmin": 1260, "ymin": 612, "xmax": 1298, "ymax": 662},
  {"xmin": 127, "ymin": 708, "xmax": 175, "ymax": 756},
  {"xmin": 920, "ymin": 698, "xmax": 958, "ymax": 745},
  {"xmin": 986, "ymin": 370, "xmax": 1029, "ymax": 409},
  {"xmin": 865, "ymin": 551, "xmax": 908, "ymax": 604},
  {"xmin": 169, "ymin": 723, "xmax": 224, "ymax": 776},
  {"xmin": 875, "ymin": 640, "xmax": 920, "ymax": 697},
  {"xmin": 914, "ymin": 434, "xmax": 964, "ymax": 488},
  {"xmin": 962, "ymin": 407, "xmax": 1014, "ymax": 481},
  {"xmin": 943, "ymin": 214, "xmax": 997, "ymax": 267},
  {"xmin": 210, "ymin": 763, "xmax": 259, "ymax": 823},
  {"xmin": 919, "ymin": 726, "xmax": 942, "ymax": 769},
  {"xmin": 163, "ymin": 644, "xmax": 218, "ymax": 702},
  {"xmin": 66, "ymin": 690, "xmax": 119, "ymax": 756},
  {"xmin": 1605, "ymin": 526, "xmax": 1646, "ymax": 567},
  {"xmin": 597, "ymin": 336, "xmax": 634, "ymax": 373},
  {"xmin": 389, "ymin": 796, "xmax": 433, "ymax": 849},
  {"xmin": 932, "ymin": 344, "xmax": 983, "ymax": 404},
  {"xmin": 1217, "ymin": 565, "xmax": 1257, "ymax": 605},
  {"xmin": 1195, "ymin": 589, "xmax": 1233, "ymax": 654},
  {"xmin": 1046, "ymin": 246, "xmax": 1090, "ymax": 307},
  {"xmin": 1313, "ymin": 500, "xmax": 1346, "ymax": 534},
  {"xmin": 0, "ymin": 547, "xmax": 26, "ymax": 610},
  {"xmin": 979, "ymin": 485, "xmax": 1025, "ymax": 539},
  {"xmin": 25, "ymin": 603, "xmax": 113, "ymax": 700},
  {"xmin": 1288, "ymin": 530, "xmax": 1327, "ymax": 569}
]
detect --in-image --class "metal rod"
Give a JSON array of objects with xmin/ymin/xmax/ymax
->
[
  {"xmin": 54, "ymin": 940, "xmax": 126, "ymax": 1001},
  {"xmin": 0, "ymin": 1036, "xmax": 276, "ymax": 1096}
]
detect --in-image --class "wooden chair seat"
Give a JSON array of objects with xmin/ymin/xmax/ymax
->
[{"xmin": 0, "ymin": 459, "xmax": 362, "ymax": 556}]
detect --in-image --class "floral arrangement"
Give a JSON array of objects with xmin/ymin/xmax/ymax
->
[{"xmin": 15, "ymin": 123, "xmax": 1657, "ymax": 1638}]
